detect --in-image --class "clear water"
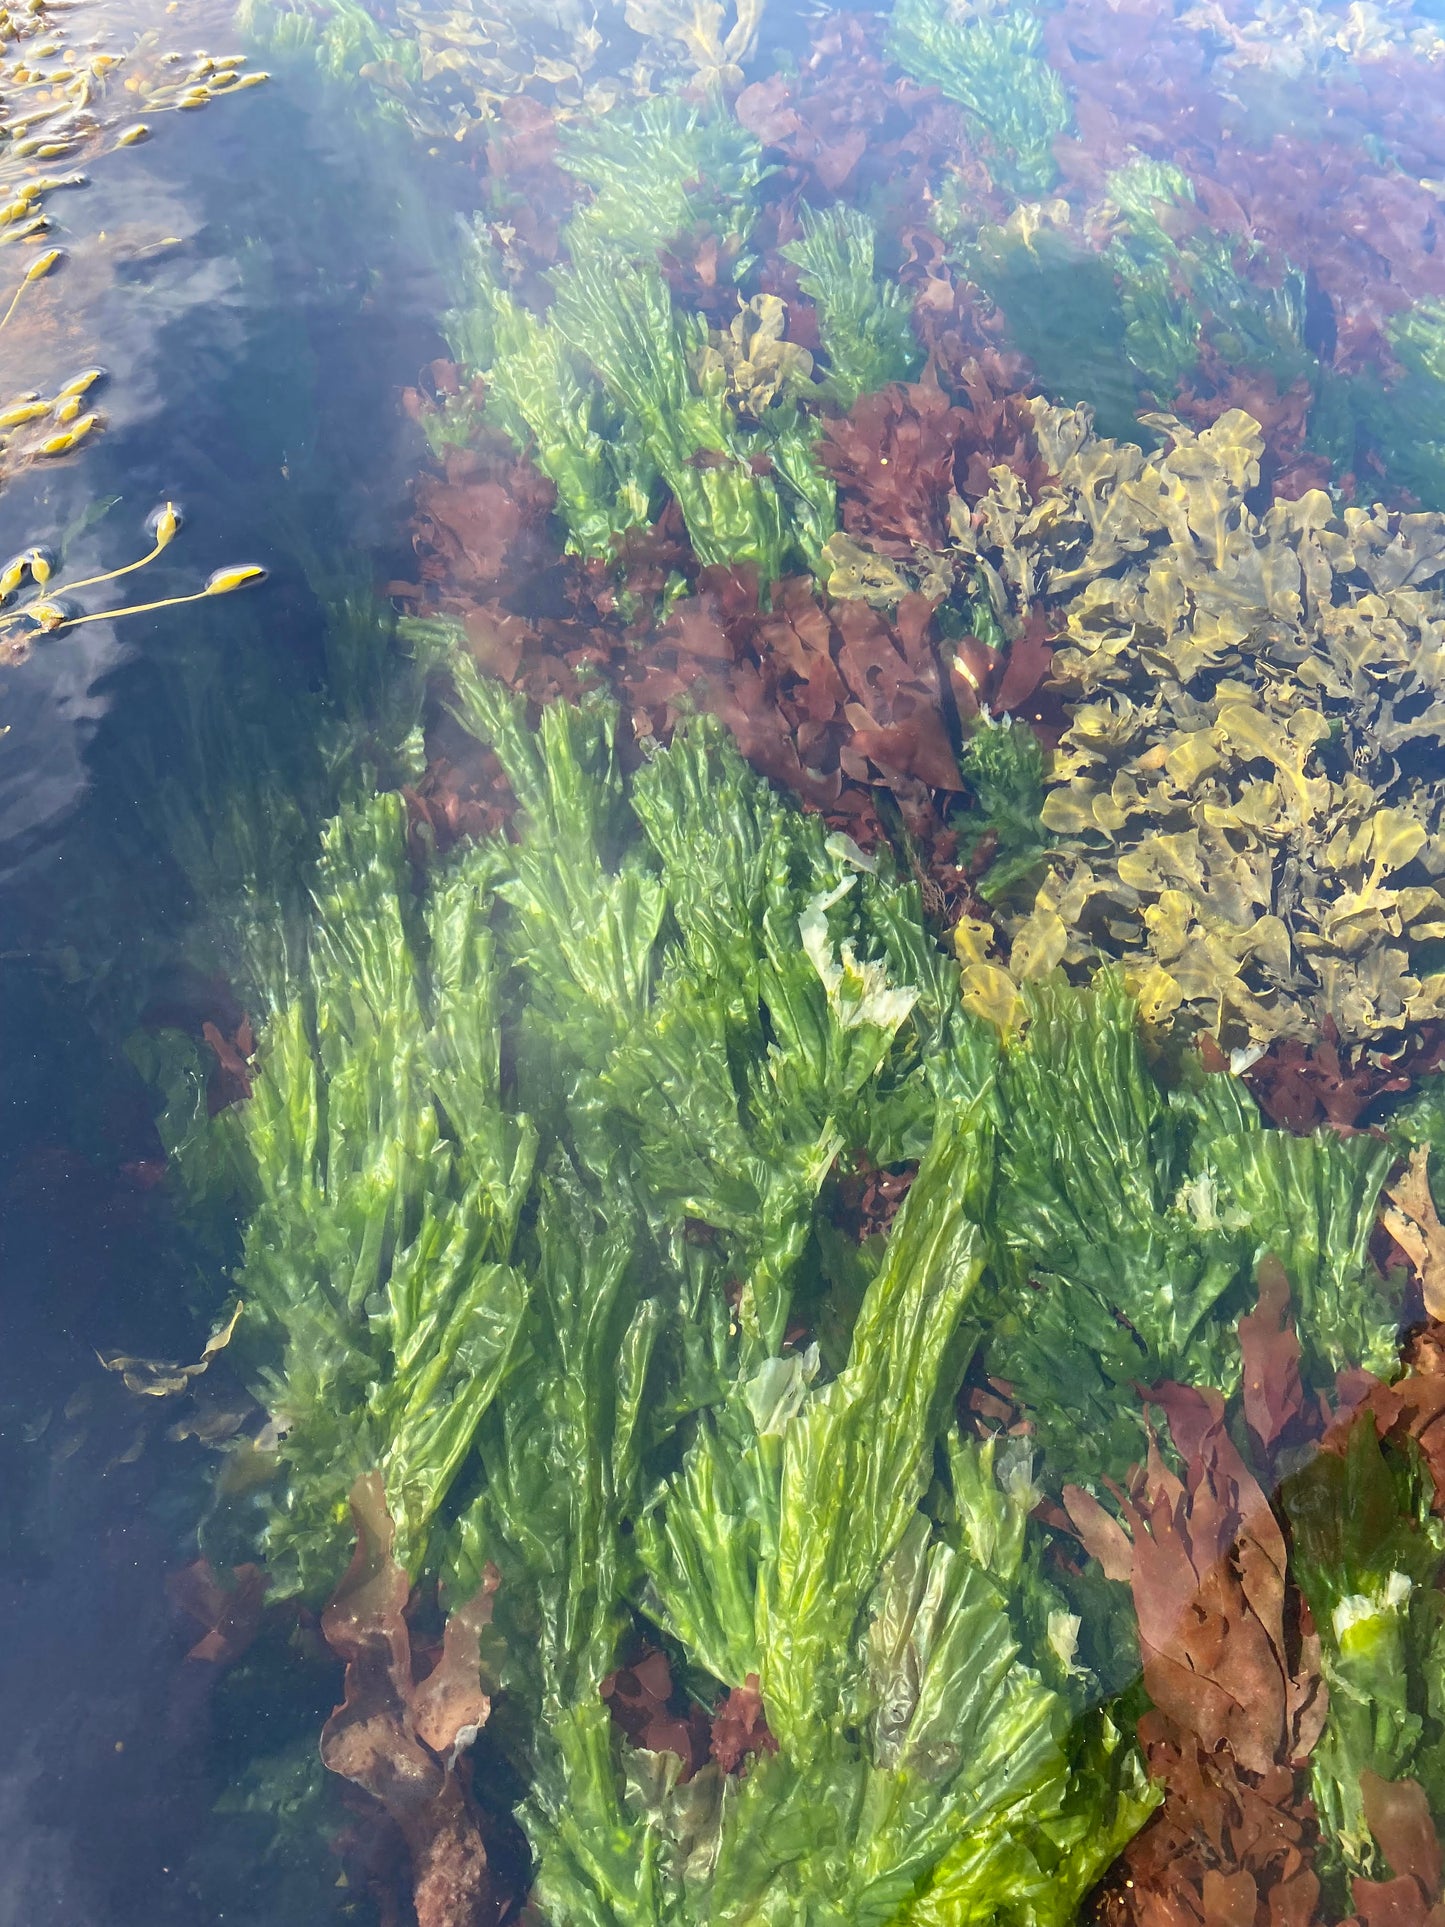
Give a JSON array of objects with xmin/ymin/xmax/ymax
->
[{"xmin": 5, "ymin": 1, "xmax": 1445, "ymax": 1921}]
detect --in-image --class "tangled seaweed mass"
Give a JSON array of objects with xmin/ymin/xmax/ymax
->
[{"xmin": 92, "ymin": 0, "xmax": 1445, "ymax": 1922}]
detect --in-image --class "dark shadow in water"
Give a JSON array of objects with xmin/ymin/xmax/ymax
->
[{"xmin": 0, "ymin": 44, "xmax": 454, "ymax": 1927}]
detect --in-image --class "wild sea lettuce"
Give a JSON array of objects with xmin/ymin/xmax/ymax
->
[
  {"xmin": 551, "ymin": 249, "xmax": 835, "ymax": 577},
  {"xmin": 1103, "ymin": 158, "xmax": 1312, "ymax": 405},
  {"xmin": 481, "ymin": 276, "xmax": 661, "ymax": 559},
  {"xmin": 153, "ymin": 646, "xmax": 1427, "ymax": 1920},
  {"xmin": 166, "ymin": 663, "xmax": 1169, "ymax": 1913},
  {"xmin": 781, "ymin": 203, "xmax": 922, "ymax": 409},
  {"xmin": 952, "ymin": 714, "xmax": 1051, "ymax": 906},
  {"xmin": 237, "ymin": 0, "xmax": 411, "ymax": 98},
  {"xmin": 486, "ymin": 1118, "xmax": 1155, "ymax": 1927},
  {"xmin": 1358, "ymin": 297, "xmax": 1445, "ymax": 514},
  {"xmin": 539, "ymin": 249, "xmax": 832, "ymax": 581},
  {"xmin": 237, "ymin": 0, "xmax": 756, "ymax": 133},
  {"xmin": 201, "ymin": 790, "xmax": 536, "ymax": 1598},
  {"xmin": 450, "ymin": 660, "xmax": 953, "ymax": 1352},
  {"xmin": 436, "ymin": 98, "xmax": 942, "ymax": 586},
  {"xmin": 977, "ymin": 978, "xmax": 1397, "ymax": 1486},
  {"xmin": 80, "ymin": 1, "xmax": 1445, "ymax": 1916},
  {"xmin": 1284, "ymin": 1417, "xmax": 1445, "ymax": 1902},
  {"xmin": 947, "ymin": 164, "xmax": 1315, "ymax": 451},
  {"xmin": 202, "ymin": 660, "xmax": 964, "ymax": 1598},
  {"xmin": 439, "ymin": 97, "xmax": 838, "ymax": 579},
  {"xmin": 556, "ymin": 94, "xmax": 770, "ymax": 266},
  {"xmin": 885, "ymin": 0, "xmax": 1071, "ymax": 196}
]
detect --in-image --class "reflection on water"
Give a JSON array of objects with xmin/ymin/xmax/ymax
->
[
  {"xmin": 9, "ymin": 1, "xmax": 1445, "ymax": 1923},
  {"xmin": 0, "ymin": 5, "xmax": 444, "ymax": 1920},
  {"xmin": 0, "ymin": 0, "xmax": 263, "ymax": 861}
]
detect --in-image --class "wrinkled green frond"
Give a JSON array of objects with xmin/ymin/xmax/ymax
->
[
  {"xmin": 954, "ymin": 715, "xmax": 1051, "ymax": 905},
  {"xmin": 886, "ymin": 0, "xmax": 1071, "ymax": 195},
  {"xmin": 980, "ymin": 978, "xmax": 1396, "ymax": 1484},
  {"xmin": 474, "ymin": 1161, "xmax": 660, "ymax": 1709},
  {"xmin": 604, "ymin": 717, "xmax": 935, "ymax": 1351},
  {"xmin": 763, "ymin": 1113, "xmax": 992, "ymax": 1742},
  {"xmin": 450, "ymin": 659, "xmax": 667, "ymax": 1080},
  {"xmin": 1367, "ymin": 298, "xmax": 1445, "ymax": 511},
  {"xmin": 1285, "ymin": 1420, "xmax": 1445, "ymax": 1898},
  {"xmin": 782, "ymin": 203, "xmax": 921, "ymax": 409},
  {"xmin": 210, "ymin": 792, "xmax": 535, "ymax": 1596},
  {"xmin": 559, "ymin": 93, "xmax": 769, "ymax": 266},
  {"xmin": 239, "ymin": 0, "xmax": 415, "ymax": 97},
  {"xmin": 1101, "ymin": 158, "xmax": 1312, "ymax": 403},
  {"xmin": 1208, "ymin": 1125, "xmax": 1396, "ymax": 1382},
  {"xmin": 162, "ymin": 678, "xmax": 1168, "ymax": 1914},
  {"xmin": 551, "ymin": 250, "xmax": 831, "ymax": 578},
  {"xmin": 534, "ymin": 1114, "xmax": 1149, "ymax": 1926},
  {"xmin": 442, "ymin": 220, "xmax": 659, "ymax": 556}
]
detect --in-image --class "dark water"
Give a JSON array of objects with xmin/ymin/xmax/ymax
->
[{"xmin": 0, "ymin": 12, "xmax": 447, "ymax": 1917}]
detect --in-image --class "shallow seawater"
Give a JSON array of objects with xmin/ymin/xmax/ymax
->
[{"xmin": 6, "ymin": 1, "xmax": 1445, "ymax": 1922}]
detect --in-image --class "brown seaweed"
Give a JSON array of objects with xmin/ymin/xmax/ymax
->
[
  {"xmin": 1069, "ymin": 1380, "xmax": 1328, "ymax": 1925},
  {"xmin": 958, "ymin": 400, "xmax": 1445, "ymax": 1053},
  {"xmin": 321, "ymin": 1473, "xmax": 502, "ymax": 1927}
]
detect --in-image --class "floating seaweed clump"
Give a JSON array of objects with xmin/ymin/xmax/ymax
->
[
  {"xmin": 0, "ymin": 505, "xmax": 266, "ymax": 670},
  {"xmin": 951, "ymin": 399, "xmax": 1445, "ymax": 1056},
  {"xmin": 0, "ymin": 3, "xmax": 267, "ymax": 473},
  {"xmin": 0, "ymin": 3, "xmax": 268, "ymax": 738}
]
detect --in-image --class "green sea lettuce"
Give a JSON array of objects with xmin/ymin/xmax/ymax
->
[
  {"xmin": 1284, "ymin": 1415, "xmax": 1445, "ymax": 1900},
  {"xmin": 239, "ymin": 0, "xmax": 727, "ymax": 137},
  {"xmin": 550, "ymin": 250, "xmax": 832, "ymax": 577},
  {"xmin": 886, "ymin": 0, "xmax": 1071, "ymax": 196},
  {"xmin": 146, "ymin": 664, "xmax": 1406, "ymax": 1927},
  {"xmin": 202, "ymin": 791, "xmax": 536, "ymax": 1597},
  {"xmin": 452, "ymin": 662, "xmax": 951, "ymax": 1353},
  {"xmin": 558, "ymin": 94, "xmax": 769, "ymax": 265},
  {"xmin": 199, "ymin": 653, "xmax": 1397, "ymax": 1584},
  {"xmin": 944, "ymin": 167, "xmax": 1318, "ymax": 463},
  {"xmin": 953, "ymin": 714, "xmax": 1051, "ymax": 905},
  {"xmin": 162, "ymin": 665, "xmax": 1168, "ymax": 1913},
  {"xmin": 977, "ymin": 978, "xmax": 1397, "ymax": 1485},
  {"xmin": 443, "ymin": 223, "xmax": 660, "ymax": 558},
  {"xmin": 510, "ymin": 1119, "xmax": 1156, "ymax": 1926},
  {"xmin": 446, "ymin": 117, "xmax": 838, "ymax": 578},
  {"xmin": 781, "ymin": 203, "xmax": 922, "ymax": 409},
  {"xmin": 1358, "ymin": 297, "xmax": 1445, "ymax": 513}
]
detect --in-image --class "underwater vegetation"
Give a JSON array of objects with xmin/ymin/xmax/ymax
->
[
  {"xmin": 71, "ymin": 0, "xmax": 1445, "ymax": 1922},
  {"xmin": 951, "ymin": 401, "xmax": 1445, "ymax": 1056},
  {"xmin": 163, "ymin": 674, "xmax": 1398, "ymax": 1926},
  {"xmin": 238, "ymin": 0, "xmax": 767, "ymax": 134}
]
